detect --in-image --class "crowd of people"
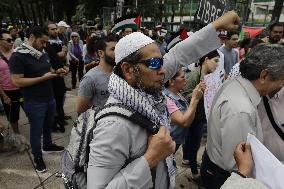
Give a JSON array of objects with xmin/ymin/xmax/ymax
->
[{"xmin": 0, "ymin": 10, "xmax": 283, "ymax": 189}]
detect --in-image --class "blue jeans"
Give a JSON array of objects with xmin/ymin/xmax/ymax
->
[
  {"xmin": 24, "ymin": 99, "xmax": 56, "ymax": 158},
  {"xmin": 182, "ymin": 118, "xmax": 206, "ymax": 174}
]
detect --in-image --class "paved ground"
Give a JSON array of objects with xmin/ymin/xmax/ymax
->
[{"xmin": 0, "ymin": 84, "xmax": 204, "ymax": 189}]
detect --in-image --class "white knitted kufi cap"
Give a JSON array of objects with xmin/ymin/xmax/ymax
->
[{"xmin": 115, "ymin": 32, "xmax": 154, "ymax": 64}]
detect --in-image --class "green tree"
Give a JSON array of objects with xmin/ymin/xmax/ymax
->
[
  {"xmin": 0, "ymin": 0, "xmax": 78, "ymax": 25},
  {"xmin": 79, "ymin": 0, "xmax": 115, "ymax": 20}
]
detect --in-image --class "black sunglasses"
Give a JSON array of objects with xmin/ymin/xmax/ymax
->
[
  {"xmin": 138, "ymin": 57, "xmax": 163, "ymax": 70},
  {"xmin": 0, "ymin": 38, "xmax": 13, "ymax": 43}
]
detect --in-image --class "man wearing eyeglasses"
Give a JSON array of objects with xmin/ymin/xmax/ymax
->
[
  {"xmin": 202, "ymin": 44, "xmax": 284, "ymax": 189},
  {"xmin": 87, "ymin": 11, "xmax": 240, "ymax": 188}
]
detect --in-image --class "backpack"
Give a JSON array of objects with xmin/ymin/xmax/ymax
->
[{"xmin": 60, "ymin": 103, "xmax": 159, "ymax": 189}]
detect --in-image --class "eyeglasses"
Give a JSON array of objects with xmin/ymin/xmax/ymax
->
[
  {"xmin": 138, "ymin": 57, "xmax": 163, "ymax": 70},
  {"xmin": 71, "ymin": 36, "xmax": 78, "ymax": 38},
  {"xmin": 0, "ymin": 38, "xmax": 13, "ymax": 43}
]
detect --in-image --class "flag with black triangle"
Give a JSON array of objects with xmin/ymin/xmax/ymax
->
[{"xmin": 111, "ymin": 14, "xmax": 141, "ymax": 34}]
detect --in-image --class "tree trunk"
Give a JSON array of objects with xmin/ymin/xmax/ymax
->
[
  {"xmin": 17, "ymin": 0, "xmax": 28, "ymax": 24},
  {"xmin": 30, "ymin": 2, "xmax": 37, "ymax": 25},
  {"xmin": 271, "ymin": 0, "xmax": 284, "ymax": 23},
  {"xmin": 36, "ymin": 1, "xmax": 43, "ymax": 25},
  {"xmin": 171, "ymin": 6, "xmax": 175, "ymax": 31}
]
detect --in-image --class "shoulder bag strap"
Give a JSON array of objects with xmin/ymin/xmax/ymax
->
[{"xmin": 263, "ymin": 96, "xmax": 284, "ymax": 141}]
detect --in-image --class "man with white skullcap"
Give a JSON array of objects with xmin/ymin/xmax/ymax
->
[{"xmin": 87, "ymin": 11, "xmax": 240, "ymax": 188}]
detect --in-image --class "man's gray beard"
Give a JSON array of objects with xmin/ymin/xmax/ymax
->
[{"xmin": 132, "ymin": 64, "xmax": 164, "ymax": 96}]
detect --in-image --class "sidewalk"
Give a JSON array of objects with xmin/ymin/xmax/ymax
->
[{"xmin": 0, "ymin": 89, "xmax": 203, "ymax": 189}]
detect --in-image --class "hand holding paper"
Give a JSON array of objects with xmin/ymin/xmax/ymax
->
[{"xmin": 247, "ymin": 133, "xmax": 284, "ymax": 189}]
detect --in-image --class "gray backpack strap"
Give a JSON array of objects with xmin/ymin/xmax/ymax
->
[
  {"xmin": 85, "ymin": 103, "xmax": 159, "ymax": 167},
  {"xmin": 96, "ymin": 103, "xmax": 159, "ymax": 135}
]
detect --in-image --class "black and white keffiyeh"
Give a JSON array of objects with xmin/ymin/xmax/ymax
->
[
  {"xmin": 15, "ymin": 43, "xmax": 43, "ymax": 59},
  {"xmin": 108, "ymin": 73, "xmax": 168, "ymax": 127},
  {"xmin": 108, "ymin": 73, "xmax": 176, "ymax": 188},
  {"xmin": 48, "ymin": 37, "xmax": 62, "ymax": 45}
]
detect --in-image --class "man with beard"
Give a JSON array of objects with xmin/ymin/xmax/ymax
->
[
  {"xmin": 45, "ymin": 23, "xmax": 69, "ymax": 133},
  {"xmin": 76, "ymin": 35, "xmax": 117, "ymax": 113},
  {"xmin": 9, "ymin": 26, "xmax": 65, "ymax": 173},
  {"xmin": 57, "ymin": 21, "xmax": 70, "ymax": 46},
  {"xmin": 267, "ymin": 22, "xmax": 283, "ymax": 44},
  {"xmin": 87, "ymin": 11, "xmax": 240, "ymax": 188}
]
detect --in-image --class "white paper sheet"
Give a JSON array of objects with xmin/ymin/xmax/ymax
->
[{"xmin": 247, "ymin": 133, "xmax": 284, "ymax": 189}]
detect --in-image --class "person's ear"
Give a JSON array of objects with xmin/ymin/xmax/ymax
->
[
  {"xmin": 203, "ymin": 57, "xmax": 209, "ymax": 65},
  {"xmin": 259, "ymin": 69, "xmax": 270, "ymax": 84},
  {"xmin": 29, "ymin": 34, "xmax": 35, "ymax": 42},
  {"xmin": 169, "ymin": 79, "xmax": 175, "ymax": 86},
  {"xmin": 121, "ymin": 62, "xmax": 135, "ymax": 81},
  {"xmin": 98, "ymin": 50, "xmax": 104, "ymax": 58}
]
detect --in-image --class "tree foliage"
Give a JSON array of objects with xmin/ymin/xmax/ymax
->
[
  {"xmin": 1, "ymin": 0, "xmax": 283, "ymax": 26},
  {"xmin": 0, "ymin": 0, "xmax": 78, "ymax": 25}
]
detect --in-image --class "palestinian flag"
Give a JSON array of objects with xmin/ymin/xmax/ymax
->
[
  {"xmin": 167, "ymin": 29, "xmax": 193, "ymax": 51},
  {"xmin": 111, "ymin": 14, "xmax": 141, "ymax": 34},
  {"xmin": 156, "ymin": 25, "xmax": 168, "ymax": 37},
  {"xmin": 239, "ymin": 29, "xmax": 245, "ymax": 40},
  {"xmin": 242, "ymin": 26, "xmax": 265, "ymax": 38}
]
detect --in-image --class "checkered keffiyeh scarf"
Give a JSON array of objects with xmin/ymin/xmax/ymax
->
[
  {"xmin": 15, "ymin": 43, "xmax": 43, "ymax": 59},
  {"xmin": 108, "ymin": 73, "xmax": 177, "ymax": 188},
  {"xmin": 48, "ymin": 37, "xmax": 62, "ymax": 45}
]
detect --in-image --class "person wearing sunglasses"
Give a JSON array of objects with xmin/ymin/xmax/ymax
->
[
  {"xmin": 87, "ymin": 11, "xmax": 240, "ymax": 188},
  {"xmin": 163, "ymin": 68, "xmax": 205, "ymax": 155},
  {"xmin": 0, "ymin": 37, "xmax": 14, "ymax": 43},
  {"xmin": 0, "ymin": 29, "xmax": 24, "ymax": 134}
]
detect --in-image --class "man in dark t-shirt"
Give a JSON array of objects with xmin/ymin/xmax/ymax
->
[
  {"xmin": 45, "ymin": 23, "xmax": 69, "ymax": 132},
  {"xmin": 9, "ymin": 26, "xmax": 65, "ymax": 173}
]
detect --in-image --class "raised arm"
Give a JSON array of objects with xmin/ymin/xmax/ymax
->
[
  {"xmin": 170, "ymin": 83, "xmax": 204, "ymax": 128},
  {"xmin": 164, "ymin": 11, "xmax": 240, "ymax": 81}
]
